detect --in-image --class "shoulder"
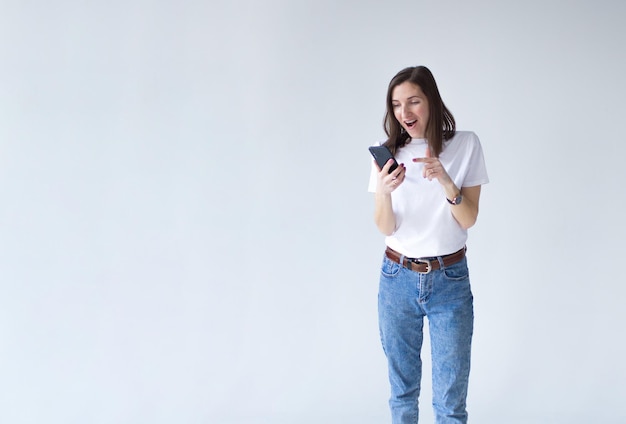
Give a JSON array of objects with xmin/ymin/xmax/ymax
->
[
  {"xmin": 450, "ymin": 131, "xmax": 479, "ymax": 144},
  {"xmin": 444, "ymin": 131, "xmax": 481, "ymax": 153}
]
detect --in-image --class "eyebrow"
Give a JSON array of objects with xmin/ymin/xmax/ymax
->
[{"xmin": 392, "ymin": 95, "xmax": 422, "ymax": 102}]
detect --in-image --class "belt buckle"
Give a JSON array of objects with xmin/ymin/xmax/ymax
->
[{"xmin": 415, "ymin": 258, "xmax": 432, "ymax": 274}]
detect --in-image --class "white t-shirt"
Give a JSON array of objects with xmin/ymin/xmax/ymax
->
[{"xmin": 368, "ymin": 131, "xmax": 489, "ymax": 258}]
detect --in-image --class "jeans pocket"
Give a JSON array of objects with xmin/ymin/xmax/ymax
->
[
  {"xmin": 381, "ymin": 256, "xmax": 401, "ymax": 278},
  {"xmin": 442, "ymin": 257, "xmax": 469, "ymax": 281}
]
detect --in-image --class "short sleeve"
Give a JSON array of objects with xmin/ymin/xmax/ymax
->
[{"xmin": 462, "ymin": 133, "xmax": 489, "ymax": 187}]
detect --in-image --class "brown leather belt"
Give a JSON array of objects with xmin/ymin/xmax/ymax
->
[{"xmin": 385, "ymin": 246, "xmax": 466, "ymax": 274}]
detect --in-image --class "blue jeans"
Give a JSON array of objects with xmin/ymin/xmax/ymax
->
[{"xmin": 378, "ymin": 254, "xmax": 474, "ymax": 424}]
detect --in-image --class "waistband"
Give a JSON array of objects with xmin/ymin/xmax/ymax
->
[{"xmin": 384, "ymin": 246, "xmax": 466, "ymax": 274}]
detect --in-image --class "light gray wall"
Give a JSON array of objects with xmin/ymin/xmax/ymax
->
[{"xmin": 1, "ymin": 1, "xmax": 625, "ymax": 423}]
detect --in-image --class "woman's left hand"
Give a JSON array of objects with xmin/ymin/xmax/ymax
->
[
  {"xmin": 412, "ymin": 147, "xmax": 452, "ymax": 186},
  {"xmin": 413, "ymin": 147, "xmax": 481, "ymax": 230}
]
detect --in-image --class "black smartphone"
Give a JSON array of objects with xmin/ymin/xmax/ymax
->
[{"xmin": 368, "ymin": 145, "xmax": 398, "ymax": 173}]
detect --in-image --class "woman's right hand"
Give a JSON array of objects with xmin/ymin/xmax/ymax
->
[{"xmin": 377, "ymin": 159, "xmax": 406, "ymax": 194}]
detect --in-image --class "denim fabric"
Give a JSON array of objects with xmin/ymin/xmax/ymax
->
[{"xmin": 378, "ymin": 254, "xmax": 473, "ymax": 424}]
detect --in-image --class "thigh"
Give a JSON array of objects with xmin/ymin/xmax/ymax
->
[
  {"xmin": 427, "ymin": 257, "xmax": 474, "ymax": 357},
  {"xmin": 378, "ymin": 256, "xmax": 424, "ymax": 346}
]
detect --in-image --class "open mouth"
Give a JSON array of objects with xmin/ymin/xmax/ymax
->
[{"xmin": 404, "ymin": 120, "xmax": 417, "ymax": 130}]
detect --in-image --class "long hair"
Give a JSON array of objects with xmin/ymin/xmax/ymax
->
[{"xmin": 383, "ymin": 66, "xmax": 455, "ymax": 157}]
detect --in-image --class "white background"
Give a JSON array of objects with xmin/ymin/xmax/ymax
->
[{"xmin": 1, "ymin": 1, "xmax": 625, "ymax": 423}]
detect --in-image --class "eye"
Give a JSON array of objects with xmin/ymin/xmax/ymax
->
[{"xmin": 392, "ymin": 104, "xmax": 400, "ymax": 109}]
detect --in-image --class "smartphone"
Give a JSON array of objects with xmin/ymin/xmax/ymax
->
[{"xmin": 368, "ymin": 145, "xmax": 398, "ymax": 173}]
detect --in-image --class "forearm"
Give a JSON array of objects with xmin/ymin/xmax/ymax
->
[
  {"xmin": 443, "ymin": 183, "xmax": 480, "ymax": 230},
  {"xmin": 450, "ymin": 198, "xmax": 478, "ymax": 229},
  {"xmin": 374, "ymin": 192, "xmax": 396, "ymax": 236}
]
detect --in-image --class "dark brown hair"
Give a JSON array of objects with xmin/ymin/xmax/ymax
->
[{"xmin": 383, "ymin": 66, "xmax": 455, "ymax": 157}]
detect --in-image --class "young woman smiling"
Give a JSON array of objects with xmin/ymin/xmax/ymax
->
[{"xmin": 368, "ymin": 66, "xmax": 489, "ymax": 423}]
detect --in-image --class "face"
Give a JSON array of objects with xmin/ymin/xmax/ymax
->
[{"xmin": 391, "ymin": 81, "xmax": 430, "ymax": 139}]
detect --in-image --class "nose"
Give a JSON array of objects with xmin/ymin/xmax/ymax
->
[{"xmin": 401, "ymin": 104, "xmax": 412, "ymax": 119}]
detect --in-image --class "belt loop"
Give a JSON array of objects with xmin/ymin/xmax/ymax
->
[
  {"xmin": 436, "ymin": 255, "xmax": 445, "ymax": 269},
  {"xmin": 399, "ymin": 254, "xmax": 405, "ymax": 267}
]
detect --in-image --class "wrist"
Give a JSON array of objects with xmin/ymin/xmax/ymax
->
[
  {"xmin": 443, "ymin": 182, "xmax": 460, "ymax": 199},
  {"xmin": 376, "ymin": 190, "xmax": 393, "ymax": 199},
  {"xmin": 447, "ymin": 193, "xmax": 463, "ymax": 205},
  {"xmin": 442, "ymin": 183, "xmax": 461, "ymax": 205}
]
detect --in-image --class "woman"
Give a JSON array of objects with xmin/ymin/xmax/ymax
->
[{"xmin": 368, "ymin": 66, "xmax": 489, "ymax": 423}]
